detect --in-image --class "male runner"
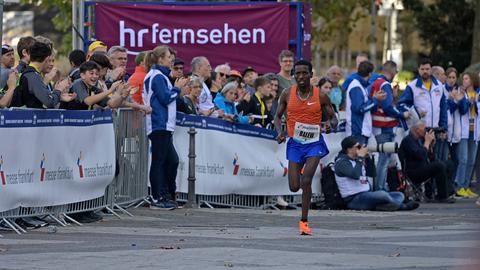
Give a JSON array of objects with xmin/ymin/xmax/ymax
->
[{"xmin": 274, "ymin": 60, "xmax": 335, "ymax": 235}]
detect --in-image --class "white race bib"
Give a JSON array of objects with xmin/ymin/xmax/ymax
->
[{"xmin": 293, "ymin": 122, "xmax": 320, "ymax": 144}]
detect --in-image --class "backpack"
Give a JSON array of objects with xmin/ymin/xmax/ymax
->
[
  {"xmin": 319, "ymin": 163, "xmax": 346, "ymax": 210},
  {"xmin": 9, "ymin": 74, "xmax": 27, "ymax": 107},
  {"xmin": 386, "ymin": 165, "xmax": 407, "ymax": 194}
]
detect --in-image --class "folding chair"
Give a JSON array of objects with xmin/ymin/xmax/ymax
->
[{"xmin": 397, "ymin": 145, "xmax": 429, "ymax": 202}]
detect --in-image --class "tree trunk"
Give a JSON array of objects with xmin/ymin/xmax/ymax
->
[{"xmin": 471, "ymin": 0, "xmax": 480, "ymax": 64}]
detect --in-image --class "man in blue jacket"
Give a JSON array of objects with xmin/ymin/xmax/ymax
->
[{"xmin": 345, "ymin": 61, "xmax": 387, "ymax": 145}]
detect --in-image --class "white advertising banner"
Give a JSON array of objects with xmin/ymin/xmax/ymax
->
[
  {"xmin": 0, "ymin": 110, "xmax": 116, "ymax": 212},
  {"xmin": 173, "ymin": 113, "xmax": 344, "ymax": 196}
]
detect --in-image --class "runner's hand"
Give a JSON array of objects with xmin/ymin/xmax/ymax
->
[{"xmin": 276, "ymin": 133, "xmax": 286, "ymax": 144}]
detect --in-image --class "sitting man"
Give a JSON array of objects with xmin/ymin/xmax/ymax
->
[
  {"xmin": 399, "ymin": 120, "xmax": 455, "ymax": 203},
  {"xmin": 334, "ymin": 136, "xmax": 419, "ymax": 211}
]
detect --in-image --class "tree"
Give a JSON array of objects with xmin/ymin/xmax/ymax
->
[
  {"xmin": 471, "ymin": 0, "xmax": 480, "ymax": 64},
  {"xmin": 403, "ymin": 0, "xmax": 475, "ymax": 72},
  {"xmin": 21, "ymin": 0, "xmax": 72, "ymax": 56}
]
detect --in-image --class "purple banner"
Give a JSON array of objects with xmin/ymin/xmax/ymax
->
[{"xmin": 95, "ymin": 3, "xmax": 291, "ymax": 74}]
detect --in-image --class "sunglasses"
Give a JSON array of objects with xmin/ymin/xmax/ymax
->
[
  {"xmin": 219, "ymin": 72, "xmax": 227, "ymax": 77},
  {"xmin": 354, "ymin": 144, "xmax": 362, "ymax": 149}
]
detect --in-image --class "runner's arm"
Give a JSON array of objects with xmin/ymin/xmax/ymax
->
[{"xmin": 274, "ymin": 89, "xmax": 289, "ymax": 136}]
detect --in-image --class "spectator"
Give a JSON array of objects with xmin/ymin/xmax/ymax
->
[
  {"xmin": 11, "ymin": 41, "xmax": 75, "ymax": 108},
  {"xmin": 15, "ymin": 36, "xmax": 36, "ymax": 73},
  {"xmin": 191, "ymin": 56, "xmax": 223, "ymax": 118},
  {"xmin": 127, "ymin": 51, "xmax": 147, "ymax": 104},
  {"xmin": 89, "ymin": 52, "xmax": 113, "ymax": 92},
  {"xmin": 398, "ymin": 58, "xmax": 448, "ymax": 133},
  {"xmin": 277, "ymin": 50, "xmax": 296, "ymax": 95},
  {"xmin": 0, "ymin": 44, "xmax": 15, "ymax": 89},
  {"xmin": 432, "ymin": 66, "xmax": 447, "ymax": 85},
  {"xmin": 264, "ymin": 73, "xmax": 280, "ymax": 117},
  {"xmin": 318, "ymin": 77, "xmax": 338, "ymax": 132},
  {"xmin": 237, "ymin": 76, "xmax": 273, "ymax": 128},
  {"xmin": 62, "ymin": 61, "xmax": 127, "ymax": 110},
  {"xmin": 242, "ymin": 66, "xmax": 258, "ymax": 95},
  {"xmin": 181, "ymin": 76, "xmax": 203, "ymax": 115},
  {"xmin": 343, "ymin": 53, "xmax": 369, "ymax": 91},
  {"xmin": 370, "ymin": 61, "xmax": 410, "ymax": 191},
  {"xmin": 399, "ymin": 120, "xmax": 455, "ymax": 203},
  {"xmin": 171, "ymin": 58, "xmax": 184, "ymax": 80},
  {"xmin": 106, "ymin": 46, "xmax": 129, "ymax": 88},
  {"xmin": 345, "ymin": 61, "xmax": 386, "ymax": 145},
  {"xmin": 0, "ymin": 71, "xmax": 19, "ymax": 108},
  {"xmin": 143, "ymin": 45, "xmax": 188, "ymax": 209},
  {"xmin": 214, "ymin": 81, "xmax": 252, "ymax": 124},
  {"xmin": 450, "ymin": 73, "xmax": 479, "ymax": 198},
  {"xmin": 214, "ymin": 63, "xmax": 231, "ymax": 87},
  {"xmin": 86, "ymin": 40, "xmax": 107, "ymax": 60},
  {"xmin": 326, "ymin": 65, "xmax": 344, "ymax": 111},
  {"xmin": 334, "ymin": 136, "xmax": 419, "ymax": 211},
  {"xmin": 445, "ymin": 67, "xmax": 459, "ymax": 92},
  {"xmin": 68, "ymin": 49, "xmax": 86, "ymax": 82},
  {"xmin": 209, "ymin": 71, "xmax": 222, "ymax": 100}
]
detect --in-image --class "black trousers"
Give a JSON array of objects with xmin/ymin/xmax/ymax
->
[
  {"xmin": 408, "ymin": 161, "xmax": 449, "ymax": 199},
  {"xmin": 149, "ymin": 130, "xmax": 179, "ymax": 201}
]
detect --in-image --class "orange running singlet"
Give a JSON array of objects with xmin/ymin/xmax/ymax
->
[{"xmin": 287, "ymin": 85, "xmax": 322, "ymax": 141}]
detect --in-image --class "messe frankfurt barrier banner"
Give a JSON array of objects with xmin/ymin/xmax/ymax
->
[
  {"xmin": 174, "ymin": 113, "xmax": 344, "ymax": 196},
  {"xmin": 95, "ymin": 3, "xmax": 290, "ymax": 74},
  {"xmin": 0, "ymin": 110, "xmax": 116, "ymax": 212}
]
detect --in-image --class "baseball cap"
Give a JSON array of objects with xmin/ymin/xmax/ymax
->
[
  {"xmin": 242, "ymin": 66, "xmax": 256, "ymax": 77},
  {"xmin": 341, "ymin": 136, "xmax": 359, "ymax": 151},
  {"xmin": 88, "ymin": 41, "xmax": 107, "ymax": 53},
  {"xmin": 229, "ymin": 70, "xmax": 242, "ymax": 78},
  {"xmin": 173, "ymin": 58, "xmax": 184, "ymax": 66},
  {"xmin": 2, "ymin": 44, "xmax": 13, "ymax": 55}
]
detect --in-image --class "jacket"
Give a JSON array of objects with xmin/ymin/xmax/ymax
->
[
  {"xmin": 334, "ymin": 153, "xmax": 370, "ymax": 198},
  {"xmin": 345, "ymin": 73, "xmax": 378, "ymax": 137},
  {"xmin": 447, "ymin": 92, "xmax": 469, "ymax": 143},
  {"xmin": 236, "ymin": 93, "xmax": 272, "ymax": 128},
  {"xmin": 127, "ymin": 65, "xmax": 146, "ymax": 105},
  {"xmin": 213, "ymin": 93, "xmax": 249, "ymax": 124},
  {"xmin": 143, "ymin": 64, "xmax": 180, "ymax": 134},
  {"xmin": 370, "ymin": 75, "xmax": 405, "ymax": 134},
  {"xmin": 398, "ymin": 76, "xmax": 448, "ymax": 129}
]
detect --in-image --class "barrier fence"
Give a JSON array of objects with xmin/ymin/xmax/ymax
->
[{"xmin": 0, "ymin": 109, "xmax": 322, "ymax": 235}]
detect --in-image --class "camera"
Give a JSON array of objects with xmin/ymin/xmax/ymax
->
[
  {"xmin": 367, "ymin": 142, "xmax": 398, "ymax": 153},
  {"xmin": 425, "ymin": 127, "xmax": 446, "ymax": 135}
]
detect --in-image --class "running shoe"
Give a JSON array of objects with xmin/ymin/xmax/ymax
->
[{"xmin": 299, "ymin": 220, "xmax": 312, "ymax": 236}]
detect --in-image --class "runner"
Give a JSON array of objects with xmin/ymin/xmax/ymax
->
[{"xmin": 274, "ymin": 60, "xmax": 335, "ymax": 235}]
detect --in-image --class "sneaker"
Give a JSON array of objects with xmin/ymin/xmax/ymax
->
[
  {"xmin": 375, "ymin": 203, "xmax": 400, "ymax": 211},
  {"xmin": 299, "ymin": 221, "xmax": 312, "ymax": 236},
  {"xmin": 401, "ymin": 201, "xmax": 420, "ymax": 211},
  {"xmin": 456, "ymin": 188, "xmax": 470, "ymax": 198},
  {"xmin": 465, "ymin": 188, "xmax": 479, "ymax": 197},
  {"xmin": 276, "ymin": 196, "xmax": 289, "ymax": 207},
  {"xmin": 150, "ymin": 200, "xmax": 176, "ymax": 210}
]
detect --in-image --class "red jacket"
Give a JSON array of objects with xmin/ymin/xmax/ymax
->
[{"xmin": 127, "ymin": 65, "xmax": 146, "ymax": 104}]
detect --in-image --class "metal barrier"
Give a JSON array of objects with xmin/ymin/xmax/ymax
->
[{"xmin": 0, "ymin": 108, "xmax": 149, "ymax": 234}]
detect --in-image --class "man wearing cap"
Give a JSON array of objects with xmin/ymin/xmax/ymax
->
[
  {"xmin": 86, "ymin": 40, "xmax": 107, "ymax": 60},
  {"xmin": 335, "ymin": 136, "xmax": 420, "ymax": 211},
  {"xmin": 127, "ymin": 51, "xmax": 147, "ymax": 105},
  {"xmin": 242, "ymin": 66, "xmax": 258, "ymax": 95},
  {"xmin": 1, "ymin": 44, "xmax": 15, "ymax": 89}
]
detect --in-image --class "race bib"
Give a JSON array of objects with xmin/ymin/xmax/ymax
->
[{"xmin": 293, "ymin": 122, "xmax": 320, "ymax": 144}]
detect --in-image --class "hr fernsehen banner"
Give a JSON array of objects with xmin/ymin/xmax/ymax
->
[
  {"xmin": 173, "ymin": 113, "xmax": 344, "ymax": 196},
  {"xmin": 0, "ymin": 110, "xmax": 115, "ymax": 212},
  {"xmin": 95, "ymin": 3, "xmax": 289, "ymax": 73}
]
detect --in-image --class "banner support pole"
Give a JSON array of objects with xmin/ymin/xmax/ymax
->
[{"xmin": 185, "ymin": 127, "xmax": 198, "ymax": 208}]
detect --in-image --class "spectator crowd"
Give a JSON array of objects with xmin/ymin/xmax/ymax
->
[{"xmin": 1, "ymin": 36, "xmax": 479, "ymax": 218}]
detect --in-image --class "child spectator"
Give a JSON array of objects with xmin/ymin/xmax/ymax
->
[{"xmin": 68, "ymin": 49, "xmax": 86, "ymax": 81}]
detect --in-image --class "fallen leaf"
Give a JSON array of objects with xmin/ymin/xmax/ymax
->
[{"xmin": 389, "ymin": 252, "xmax": 401, "ymax": 257}]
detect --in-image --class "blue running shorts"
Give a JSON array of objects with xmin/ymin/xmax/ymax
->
[{"xmin": 286, "ymin": 136, "xmax": 330, "ymax": 164}]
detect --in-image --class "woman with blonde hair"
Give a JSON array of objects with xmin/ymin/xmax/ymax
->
[{"xmin": 143, "ymin": 45, "xmax": 188, "ymax": 209}]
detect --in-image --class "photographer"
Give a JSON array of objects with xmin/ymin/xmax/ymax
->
[
  {"xmin": 399, "ymin": 121, "xmax": 455, "ymax": 203},
  {"xmin": 334, "ymin": 136, "xmax": 419, "ymax": 211}
]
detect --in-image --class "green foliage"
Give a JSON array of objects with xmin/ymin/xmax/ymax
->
[
  {"xmin": 21, "ymin": 0, "xmax": 72, "ymax": 56},
  {"xmin": 403, "ymin": 0, "xmax": 475, "ymax": 72},
  {"xmin": 311, "ymin": 0, "xmax": 371, "ymax": 43}
]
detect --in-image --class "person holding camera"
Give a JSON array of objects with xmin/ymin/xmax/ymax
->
[
  {"xmin": 334, "ymin": 136, "xmax": 419, "ymax": 211},
  {"xmin": 399, "ymin": 121, "xmax": 455, "ymax": 203}
]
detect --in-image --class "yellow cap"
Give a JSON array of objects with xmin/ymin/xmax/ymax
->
[{"xmin": 88, "ymin": 41, "xmax": 107, "ymax": 53}]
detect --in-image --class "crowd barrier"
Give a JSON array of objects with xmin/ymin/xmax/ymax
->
[{"xmin": 0, "ymin": 108, "xmax": 148, "ymax": 234}]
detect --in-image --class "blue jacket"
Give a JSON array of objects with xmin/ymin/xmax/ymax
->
[
  {"xmin": 143, "ymin": 64, "xmax": 180, "ymax": 134},
  {"xmin": 213, "ymin": 94, "xmax": 249, "ymax": 124},
  {"xmin": 345, "ymin": 73, "xmax": 379, "ymax": 137},
  {"xmin": 343, "ymin": 72, "xmax": 381, "ymax": 91},
  {"xmin": 398, "ymin": 76, "xmax": 447, "ymax": 129}
]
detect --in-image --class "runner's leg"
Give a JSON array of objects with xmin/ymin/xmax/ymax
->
[
  {"xmin": 288, "ymin": 161, "xmax": 304, "ymax": 193},
  {"xmin": 300, "ymin": 156, "xmax": 321, "ymax": 221}
]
